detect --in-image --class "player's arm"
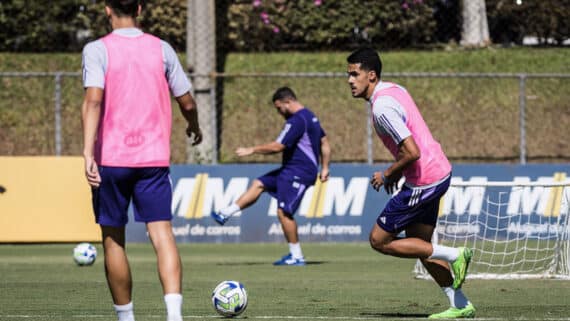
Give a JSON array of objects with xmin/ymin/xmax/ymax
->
[
  {"xmin": 236, "ymin": 117, "xmax": 301, "ymax": 157},
  {"xmin": 81, "ymin": 87, "xmax": 103, "ymax": 188},
  {"xmin": 175, "ymin": 93, "xmax": 202, "ymax": 146},
  {"xmin": 373, "ymin": 137, "xmax": 420, "ymax": 192},
  {"xmin": 319, "ymin": 135, "xmax": 331, "ymax": 182},
  {"xmin": 81, "ymin": 42, "xmax": 105, "ymax": 188},
  {"xmin": 163, "ymin": 40, "xmax": 202, "ymax": 145},
  {"xmin": 370, "ymin": 98, "xmax": 419, "ymax": 193},
  {"xmin": 236, "ymin": 141, "xmax": 285, "ymax": 157}
]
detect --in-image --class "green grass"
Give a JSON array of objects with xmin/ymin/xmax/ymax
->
[
  {"xmin": 2, "ymin": 48, "xmax": 568, "ymax": 73},
  {"xmin": 0, "ymin": 243, "xmax": 569, "ymax": 321},
  {"xmin": 224, "ymin": 48, "xmax": 570, "ymax": 73},
  {"xmin": 1, "ymin": 48, "xmax": 569, "ymax": 163}
]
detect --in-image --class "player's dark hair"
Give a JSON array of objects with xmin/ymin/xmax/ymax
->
[
  {"xmin": 272, "ymin": 87, "xmax": 297, "ymax": 102},
  {"xmin": 105, "ymin": 0, "xmax": 140, "ymax": 18},
  {"xmin": 347, "ymin": 47, "xmax": 382, "ymax": 79}
]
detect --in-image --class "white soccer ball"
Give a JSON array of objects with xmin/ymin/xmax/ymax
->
[
  {"xmin": 211, "ymin": 280, "xmax": 248, "ymax": 317},
  {"xmin": 73, "ymin": 242, "xmax": 97, "ymax": 266}
]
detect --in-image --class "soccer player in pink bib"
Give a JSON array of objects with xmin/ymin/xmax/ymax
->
[
  {"xmin": 347, "ymin": 47, "xmax": 475, "ymax": 319},
  {"xmin": 81, "ymin": 1, "xmax": 201, "ymax": 321}
]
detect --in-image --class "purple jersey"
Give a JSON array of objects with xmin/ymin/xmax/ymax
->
[{"xmin": 276, "ymin": 108, "xmax": 325, "ymax": 184}]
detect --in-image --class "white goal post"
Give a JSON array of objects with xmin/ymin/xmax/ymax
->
[{"xmin": 413, "ymin": 176, "xmax": 570, "ymax": 280}]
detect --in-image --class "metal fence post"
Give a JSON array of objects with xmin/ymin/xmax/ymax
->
[
  {"xmin": 210, "ymin": 85, "xmax": 218, "ymax": 164},
  {"xmin": 519, "ymin": 74, "xmax": 527, "ymax": 165},
  {"xmin": 366, "ymin": 101, "xmax": 373, "ymax": 165},
  {"xmin": 54, "ymin": 73, "xmax": 62, "ymax": 156}
]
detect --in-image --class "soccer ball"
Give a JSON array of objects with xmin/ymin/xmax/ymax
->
[
  {"xmin": 211, "ymin": 280, "xmax": 248, "ymax": 317},
  {"xmin": 73, "ymin": 242, "xmax": 97, "ymax": 266}
]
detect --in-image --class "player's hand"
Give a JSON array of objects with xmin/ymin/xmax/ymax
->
[
  {"xmin": 383, "ymin": 175, "xmax": 398, "ymax": 195},
  {"xmin": 235, "ymin": 147, "xmax": 254, "ymax": 157},
  {"xmin": 186, "ymin": 126, "xmax": 203, "ymax": 146},
  {"xmin": 84, "ymin": 156, "xmax": 101, "ymax": 188},
  {"xmin": 320, "ymin": 168, "xmax": 330, "ymax": 182},
  {"xmin": 370, "ymin": 171, "xmax": 384, "ymax": 192}
]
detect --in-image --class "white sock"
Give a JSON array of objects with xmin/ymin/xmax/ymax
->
[
  {"xmin": 220, "ymin": 203, "xmax": 241, "ymax": 217},
  {"xmin": 289, "ymin": 242, "xmax": 303, "ymax": 259},
  {"xmin": 164, "ymin": 293, "xmax": 183, "ymax": 321},
  {"xmin": 114, "ymin": 302, "xmax": 135, "ymax": 321},
  {"xmin": 430, "ymin": 244, "xmax": 459, "ymax": 262},
  {"xmin": 442, "ymin": 287, "xmax": 470, "ymax": 308}
]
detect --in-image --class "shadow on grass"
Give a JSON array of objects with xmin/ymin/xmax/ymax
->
[
  {"xmin": 360, "ymin": 312, "xmax": 430, "ymax": 318},
  {"xmin": 215, "ymin": 261, "xmax": 328, "ymax": 266}
]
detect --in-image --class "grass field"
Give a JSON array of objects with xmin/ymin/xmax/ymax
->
[{"xmin": 1, "ymin": 243, "xmax": 569, "ymax": 321}]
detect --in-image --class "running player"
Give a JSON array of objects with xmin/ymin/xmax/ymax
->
[{"xmin": 346, "ymin": 47, "xmax": 475, "ymax": 319}]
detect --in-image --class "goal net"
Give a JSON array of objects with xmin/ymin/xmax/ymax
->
[{"xmin": 413, "ymin": 175, "xmax": 570, "ymax": 280}]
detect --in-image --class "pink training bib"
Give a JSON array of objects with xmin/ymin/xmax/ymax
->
[
  {"xmin": 96, "ymin": 33, "xmax": 171, "ymax": 167},
  {"xmin": 371, "ymin": 82, "xmax": 451, "ymax": 186}
]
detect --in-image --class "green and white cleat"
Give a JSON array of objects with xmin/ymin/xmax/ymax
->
[
  {"xmin": 428, "ymin": 303, "xmax": 476, "ymax": 319},
  {"xmin": 451, "ymin": 247, "xmax": 473, "ymax": 289}
]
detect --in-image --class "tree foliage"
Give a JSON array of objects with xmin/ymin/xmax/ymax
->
[
  {"xmin": 226, "ymin": 0, "xmax": 438, "ymax": 51},
  {"xmin": 486, "ymin": 0, "xmax": 570, "ymax": 45},
  {"xmin": 0, "ymin": 0, "xmax": 567, "ymax": 52},
  {"xmin": 0, "ymin": 0, "xmax": 186, "ymax": 52}
]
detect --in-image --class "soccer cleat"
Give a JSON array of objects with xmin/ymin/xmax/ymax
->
[
  {"xmin": 428, "ymin": 303, "xmax": 476, "ymax": 319},
  {"xmin": 451, "ymin": 247, "xmax": 473, "ymax": 289},
  {"xmin": 273, "ymin": 253, "xmax": 306, "ymax": 266},
  {"xmin": 211, "ymin": 211, "xmax": 229, "ymax": 226}
]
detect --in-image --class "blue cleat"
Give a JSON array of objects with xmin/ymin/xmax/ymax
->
[
  {"xmin": 210, "ymin": 211, "xmax": 229, "ymax": 226},
  {"xmin": 273, "ymin": 253, "xmax": 306, "ymax": 266}
]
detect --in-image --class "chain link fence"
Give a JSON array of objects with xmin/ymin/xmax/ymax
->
[
  {"xmin": 1, "ymin": 71, "xmax": 568, "ymax": 164},
  {"xmin": 1, "ymin": 1, "xmax": 568, "ymax": 164}
]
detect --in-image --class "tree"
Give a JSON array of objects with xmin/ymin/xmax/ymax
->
[{"xmin": 460, "ymin": 0, "xmax": 490, "ymax": 47}]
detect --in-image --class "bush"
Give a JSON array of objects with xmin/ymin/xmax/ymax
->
[
  {"xmin": 0, "ymin": 0, "xmax": 186, "ymax": 52},
  {"xmin": 224, "ymin": 0, "xmax": 438, "ymax": 51},
  {"xmin": 486, "ymin": 0, "xmax": 570, "ymax": 45},
  {"xmin": 1, "ymin": 0, "xmax": 567, "ymax": 52},
  {"xmin": 0, "ymin": 0, "xmax": 89, "ymax": 52}
]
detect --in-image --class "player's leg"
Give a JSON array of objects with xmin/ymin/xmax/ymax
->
[
  {"xmin": 277, "ymin": 208, "xmax": 299, "ymax": 244},
  {"xmin": 273, "ymin": 208, "xmax": 306, "ymax": 266},
  {"xmin": 273, "ymin": 176, "xmax": 307, "ymax": 266},
  {"xmin": 212, "ymin": 169, "xmax": 279, "ymax": 225},
  {"xmin": 413, "ymin": 185, "xmax": 473, "ymax": 290},
  {"xmin": 94, "ymin": 167, "xmax": 136, "ymax": 321},
  {"xmin": 235, "ymin": 179, "xmax": 266, "ymax": 209},
  {"xmin": 101, "ymin": 226, "xmax": 134, "ymax": 315},
  {"xmin": 369, "ymin": 223, "xmax": 432, "ymax": 258},
  {"xmin": 406, "ymin": 213, "xmax": 475, "ymax": 318},
  {"xmin": 146, "ymin": 221, "xmax": 183, "ymax": 321},
  {"xmin": 211, "ymin": 179, "xmax": 266, "ymax": 225},
  {"xmin": 406, "ymin": 223, "xmax": 454, "ymax": 280},
  {"xmin": 132, "ymin": 167, "xmax": 183, "ymax": 321},
  {"xmin": 147, "ymin": 221, "xmax": 182, "ymax": 293}
]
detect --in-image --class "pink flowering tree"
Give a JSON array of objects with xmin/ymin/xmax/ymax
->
[{"xmin": 225, "ymin": 0, "xmax": 437, "ymax": 51}]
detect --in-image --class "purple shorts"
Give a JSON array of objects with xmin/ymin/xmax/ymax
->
[
  {"xmin": 92, "ymin": 166, "xmax": 172, "ymax": 227},
  {"xmin": 258, "ymin": 169, "xmax": 313, "ymax": 216},
  {"xmin": 377, "ymin": 175, "xmax": 451, "ymax": 233}
]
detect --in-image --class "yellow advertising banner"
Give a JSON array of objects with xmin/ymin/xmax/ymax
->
[{"xmin": 0, "ymin": 157, "xmax": 100, "ymax": 242}]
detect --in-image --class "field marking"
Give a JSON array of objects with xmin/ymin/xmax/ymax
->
[{"xmin": 2, "ymin": 316, "xmax": 570, "ymax": 321}]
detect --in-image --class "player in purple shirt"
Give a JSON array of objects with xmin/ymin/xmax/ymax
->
[{"xmin": 212, "ymin": 87, "xmax": 331, "ymax": 266}]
